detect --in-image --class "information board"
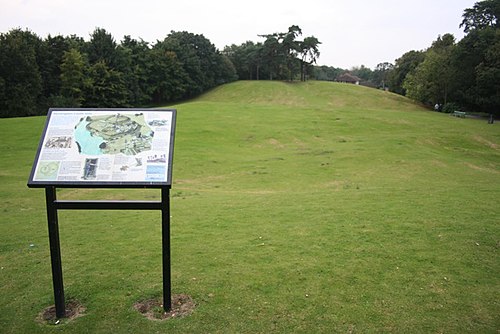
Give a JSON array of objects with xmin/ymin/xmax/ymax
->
[{"xmin": 28, "ymin": 108, "xmax": 176, "ymax": 188}]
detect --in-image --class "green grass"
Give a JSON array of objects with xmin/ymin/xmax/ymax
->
[{"xmin": 1, "ymin": 81, "xmax": 499, "ymax": 333}]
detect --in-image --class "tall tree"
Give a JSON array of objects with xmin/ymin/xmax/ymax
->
[
  {"xmin": 60, "ymin": 48, "xmax": 88, "ymax": 107},
  {"xmin": 373, "ymin": 62, "xmax": 394, "ymax": 89},
  {"xmin": 213, "ymin": 53, "xmax": 238, "ymax": 84},
  {"xmin": 147, "ymin": 46, "xmax": 189, "ymax": 103},
  {"xmin": 0, "ymin": 29, "xmax": 42, "ymax": 117},
  {"xmin": 160, "ymin": 31, "xmax": 226, "ymax": 97},
  {"xmin": 281, "ymin": 25, "xmax": 302, "ymax": 81},
  {"xmin": 404, "ymin": 34, "xmax": 456, "ymax": 106},
  {"xmin": 455, "ymin": 0, "xmax": 500, "ymax": 120},
  {"xmin": 474, "ymin": 28, "xmax": 500, "ymax": 120},
  {"xmin": 460, "ymin": 0, "xmax": 500, "ymax": 32},
  {"xmin": 388, "ymin": 50, "xmax": 425, "ymax": 95},
  {"xmin": 223, "ymin": 41, "xmax": 264, "ymax": 80},
  {"xmin": 84, "ymin": 61, "xmax": 127, "ymax": 107},
  {"xmin": 260, "ymin": 34, "xmax": 282, "ymax": 80},
  {"xmin": 86, "ymin": 28, "xmax": 119, "ymax": 68},
  {"xmin": 37, "ymin": 35, "xmax": 70, "ymax": 105},
  {"xmin": 299, "ymin": 36, "xmax": 321, "ymax": 81},
  {"xmin": 119, "ymin": 36, "xmax": 152, "ymax": 106},
  {"xmin": 259, "ymin": 25, "xmax": 315, "ymax": 81}
]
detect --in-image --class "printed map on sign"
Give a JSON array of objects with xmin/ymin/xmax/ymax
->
[
  {"xmin": 28, "ymin": 109, "xmax": 176, "ymax": 187},
  {"xmin": 75, "ymin": 113, "xmax": 154, "ymax": 156}
]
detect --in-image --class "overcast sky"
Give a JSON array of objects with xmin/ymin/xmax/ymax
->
[{"xmin": 1, "ymin": 0, "xmax": 477, "ymax": 69}]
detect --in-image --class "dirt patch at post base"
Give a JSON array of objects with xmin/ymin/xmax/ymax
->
[
  {"xmin": 37, "ymin": 300, "xmax": 86, "ymax": 325},
  {"xmin": 134, "ymin": 294, "xmax": 195, "ymax": 320}
]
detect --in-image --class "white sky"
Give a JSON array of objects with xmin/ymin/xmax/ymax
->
[{"xmin": 0, "ymin": 0, "xmax": 477, "ymax": 69}]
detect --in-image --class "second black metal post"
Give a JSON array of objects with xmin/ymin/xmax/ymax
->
[
  {"xmin": 161, "ymin": 187, "xmax": 172, "ymax": 312},
  {"xmin": 45, "ymin": 186, "xmax": 66, "ymax": 318}
]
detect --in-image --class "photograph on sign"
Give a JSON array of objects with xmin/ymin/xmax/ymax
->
[{"xmin": 29, "ymin": 109, "xmax": 175, "ymax": 187}]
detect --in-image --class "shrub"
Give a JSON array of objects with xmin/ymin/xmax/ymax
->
[{"xmin": 442, "ymin": 102, "xmax": 460, "ymax": 113}]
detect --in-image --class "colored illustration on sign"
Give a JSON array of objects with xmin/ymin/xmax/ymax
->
[
  {"xmin": 29, "ymin": 109, "xmax": 175, "ymax": 185},
  {"xmin": 75, "ymin": 113, "xmax": 154, "ymax": 156}
]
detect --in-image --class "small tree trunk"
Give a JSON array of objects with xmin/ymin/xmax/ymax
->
[{"xmin": 444, "ymin": 85, "xmax": 448, "ymax": 105}]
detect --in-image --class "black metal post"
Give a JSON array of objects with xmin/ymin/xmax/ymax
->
[
  {"xmin": 45, "ymin": 187, "xmax": 66, "ymax": 318},
  {"xmin": 161, "ymin": 187, "xmax": 172, "ymax": 312}
]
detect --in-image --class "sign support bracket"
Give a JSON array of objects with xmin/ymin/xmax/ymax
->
[{"xmin": 44, "ymin": 186, "xmax": 172, "ymax": 318}]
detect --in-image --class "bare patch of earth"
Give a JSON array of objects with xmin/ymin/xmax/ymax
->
[
  {"xmin": 134, "ymin": 294, "xmax": 195, "ymax": 321},
  {"xmin": 473, "ymin": 135, "xmax": 499, "ymax": 150},
  {"xmin": 464, "ymin": 162, "xmax": 500, "ymax": 174},
  {"xmin": 37, "ymin": 300, "xmax": 86, "ymax": 325}
]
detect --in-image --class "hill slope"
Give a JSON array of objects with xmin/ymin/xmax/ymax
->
[
  {"xmin": 0, "ymin": 80, "xmax": 498, "ymax": 333},
  {"xmin": 197, "ymin": 80, "xmax": 424, "ymax": 111},
  {"xmin": 174, "ymin": 81, "xmax": 498, "ymax": 193}
]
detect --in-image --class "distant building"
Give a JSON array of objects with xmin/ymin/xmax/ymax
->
[{"xmin": 336, "ymin": 73, "xmax": 361, "ymax": 85}]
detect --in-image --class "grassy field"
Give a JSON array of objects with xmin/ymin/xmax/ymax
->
[{"xmin": 0, "ymin": 81, "xmax": 498, "ymax": 333}]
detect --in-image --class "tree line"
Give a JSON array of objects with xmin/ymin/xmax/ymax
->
[
  {"xmin": 399, "ymin": 0, "xmax": 499, "ymax": 119},
  {"xmin": 2, "ymin": 1, "xmax": 497, "ymax": 119},
  {"xmin": 223, "ymin": 25, "xmax": 321, "ymax": 81},
  {"xmin": 0, "ymin": 25, "xmax": 320, "ymax": 118},
  {"xmin": 0, "ymin": 28, "xmax": 238, "ymax": 118},
  {"xmin": 314, "ymin": 0, "xmax": 500, "ymax": 118}
]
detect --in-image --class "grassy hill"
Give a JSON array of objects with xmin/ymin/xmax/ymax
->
[{"xmin": 0, "ymin": 81, "xmax": 498, "ymax": 333}]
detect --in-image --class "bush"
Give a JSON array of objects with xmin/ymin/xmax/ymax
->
[{"xmin": 442, "ymin": 102, "xmax": 460, "ymax": 113}]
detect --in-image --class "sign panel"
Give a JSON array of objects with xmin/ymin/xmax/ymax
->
[{"xmin": 28, "ymin": 108, "xmax": 176, "ymax": 188}]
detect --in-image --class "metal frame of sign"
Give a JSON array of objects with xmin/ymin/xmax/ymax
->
[
  {"xmin": 27, "ymin": 108, "xmax": 177, "ymax": 318},
  {"xmin": 28, "ymin": 108, "xmax": 176, "ymax": 188}
]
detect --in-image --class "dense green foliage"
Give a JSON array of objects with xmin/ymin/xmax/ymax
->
[
  {"xmin": 223, "ymin": 26, "xmax": 321, "ymax": 81},
  {"xmin": 314, "ymin": 1, "xmax": 500, "ymax": 117},
  {"xmin": 396, "ymin": 0, "xmax": 500, "ymax": 116},
  {"xmin": 387, "ymin": 51, "xmax": 426, "ymax": 96},
  {"xmin": 1, "ymin": 81, "xmax": 498, "ymax": 333},
  {"xmin": 0, "ymin": 25, "xmax": 322, "ymax": 118},
  {"xmin": 461, "ymin": 0, "xmax": 500, "ymax": 32},
  {"xmin": 0, "ymin": 29, "xmax": 42, "ymax": 117},
  {"xmin": 0, "ymin": 28, "xmax": 237, "ymax": 117}
]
